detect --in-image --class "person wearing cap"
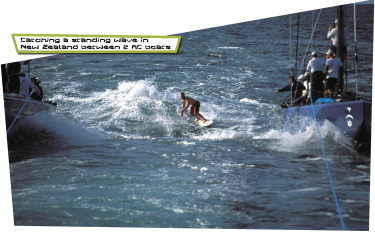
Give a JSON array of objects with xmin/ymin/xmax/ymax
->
[
  {"xmin": 274, "ymin": 75, "xmax": 306, "ymax": 106},
  {"xmin": 19, "ymin": 72, "xmax": 35, "ymax": 96},
  {"xmin": 327, "ymin": 18, "xmax": 347, "ymax": 60},
  {"xmin": 325, "ymin": 50, "xmax": 343, "ymax": 96},
  {"xmin": 298, "ymin": 73, "xmax": 310, "ymax": 104},
  {"xmin": 306, "ymin": 51, "xmax": 325, "ymax": 102}
]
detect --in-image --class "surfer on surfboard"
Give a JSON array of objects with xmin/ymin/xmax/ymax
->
[{"xmin": 179, "ymin": 92, "xmax": 207, "ymax": 123}]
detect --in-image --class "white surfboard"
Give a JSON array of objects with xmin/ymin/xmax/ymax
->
[{"xmin": 195, "ymin": 119, "xmax": 213, "ymax": 127}]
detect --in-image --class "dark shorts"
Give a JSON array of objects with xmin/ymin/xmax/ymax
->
[
  {"xmin": 312, "ymin": 71, "xmax": 325, "ymax": 83},
  {"xmin": 326, "ymin": 78, "xmax": 337, "ymax": 90},
  {"xmin": 190, "ymin": 101, "xmax": 200, "ymax": 115},
  {"xmin": 330, "ymin": 44, "xmax": 347, "ymax": 57}
]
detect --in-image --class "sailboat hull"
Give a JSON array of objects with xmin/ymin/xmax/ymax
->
[
  {"xmin": 280, "ymin": 100, "xmax": 371, "ymax": 148},
  {"xmin": 3, "ymin": 93, "xmax": 56, "ymax": 129}
]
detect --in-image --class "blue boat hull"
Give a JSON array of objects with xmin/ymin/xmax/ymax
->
[{"xmin": 280, "ymin": 100, "xmax": 371, "ymax": 149}]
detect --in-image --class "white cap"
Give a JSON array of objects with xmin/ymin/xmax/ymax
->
[
  {"xmin": 298, "ymin": 74, "xmax": 306, "ymax": 80},
  {"xmin": 311, "ymin": 51, "xmax": 317, "ymax": 56},
  {"xmin": 304, "ymin": 72, "xmax": 310, "ymax": 77},
  {"xmin": 326, "ymin": 50, "xmax": 334, "ymax": 56},
  {"xmin": 335, "ymin": 19, "xmax": 338, "ymax": 23}
]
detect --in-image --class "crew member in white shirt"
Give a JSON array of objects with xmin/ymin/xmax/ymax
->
[
  {"xmin": 327, "ymin": 19, "xmax": 347, "ymax": 60},
  {"xmin": 298, "ymin": 72, "xmax": 310, "ymax": 104},
  {"xmin": 306, "ymin": 51, "xmax": 325, "ymax": 102},
  {"xmin": 325, "ymin": 50, "xmax": 343, "ymax": 96},
  {"xmin": 19, "ymin": 73, "xmax": 34, "ymax": 96}
]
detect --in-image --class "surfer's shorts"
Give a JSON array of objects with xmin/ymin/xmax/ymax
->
[
  {"xmin": 326, "ymin": 77, "xmax": 337, "ymax": 90},
  {"xmin": 190, "ymin": 101, "xmax": 200, "ymax": 115}
]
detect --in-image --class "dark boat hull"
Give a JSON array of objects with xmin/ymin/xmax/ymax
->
[
  {"xmin": 280, "ymin": 100, "xmax": 371, "ymax": 148},
  {"xmin": 3, "ymin": 93, "xmax": 56, "ymax": 130}
]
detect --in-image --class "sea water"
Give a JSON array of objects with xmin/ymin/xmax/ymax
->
[{"xmin": 5, "ymin": 5, "xmax": 372, "ymax": 230}]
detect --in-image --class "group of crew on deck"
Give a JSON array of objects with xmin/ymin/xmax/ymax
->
[
  {"xmin": 275, "ymin": 19, "xmax": 346, "ymax": 106},
  {"xmin": 1, "ymin": 61, "xmax": 44, "ymax": 100}
]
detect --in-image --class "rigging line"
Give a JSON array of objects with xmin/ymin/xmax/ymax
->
[
  {"xmin": 28, "ymin": 60, "xmax": 31, "ymax": 79},
  {"xmin": 299, "ymin": 9, "xmax": 323, "ymax": 74},
  {"xmin": 354, "ymin": 3, "xmax": 359, "ymax": 98},
  {"xmin": 290, "ymin": 14, "xmax": 292, "ymax": 75},
  {"xmin": 344, "ymin": 6, "xmax": 348, "ymax": 93},
  {"xmin": 294, "ymin": 13, "xmax": 300, "ymax": 77},
  {"xmin": 294, "ymin": 13, "xmax": 301, "ymax": 105},
  {"xmin": 290, "ymin": 14, "xmax": 293, "ymax": 107},
  {"xmin": 308, "ymin": 93, "xmax": 346, "ymax": 231},
  {"xmin": 6, "ymin": 90, "xmax": 34, "ymax": 134},
  {"xmin": 311, "ymin": 10, "xmax": 314, "ymax": 52}
]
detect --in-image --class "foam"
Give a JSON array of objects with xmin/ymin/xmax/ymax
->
[
  {"xmin": 218, "ymin": 47, "xmax": 241, "ymax": 50},
  {"xmin": 240, "ymin": 98, "xmax": 263, "ymax": 105},
  {"xmin": 44, "ymin": 80, "xmax": 287, "ymax": 144},
  {"xmin": 254, "ymin": 120, "xmax": 355, "ymax": 154},
  {"xmin": 289, "ymin": 187, "xmax": 321, "ymax": 193},
  {"xmin": 192, "ymin": 127, "xmax": 253, "ymax": 141},
  {"xmin": 88, "ymin": 80, "xmax": 182, "ymax": 137}
]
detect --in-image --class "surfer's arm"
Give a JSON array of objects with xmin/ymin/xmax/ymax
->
[
  {"xmin": 180, "ymin": 101, "xmax": 189, "ymax": 116},
  {"xmin": 180, "ymin": 101, "xmax": 190, "ymax": 111}
]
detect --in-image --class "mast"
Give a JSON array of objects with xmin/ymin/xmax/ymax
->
[{"xmin": 336, "ymin": 5, "xmax": 344, "ymax": 94}]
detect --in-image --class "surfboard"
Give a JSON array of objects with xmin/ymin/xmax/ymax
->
[{"xmin": 195, "ymin": 119, "xmax": 213, "ymax": 127}]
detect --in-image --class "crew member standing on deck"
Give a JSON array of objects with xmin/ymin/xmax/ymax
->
[
  {"xmin": 325, "ymin": 50, "xmax": 343, "ymax": 96},
  {"xmin": 19, "ymin": 72, "xmax": 34, "ymax": 96},
  {"xmin": 327, "ymin": 19, "xmax": 347, "ymax": 60},
  {"xmin": 306, "ymin": 51, "xmax": 325, "ymax": 102},
  {"xmin": 180, "ymin": 92, "xmax": 207, "ymax": 123}
]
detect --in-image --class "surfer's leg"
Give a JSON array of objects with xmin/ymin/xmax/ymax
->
[
  {"xmin": 197, "ymin": 113, "xmax": 206, "ymax": 123},
  {"xmin": 189, "ymin": 105, "xmax": 201, "ymax": 122},
  {"xmin": 194, "ymin": 102, "xmax": 206, "ymax": 123},
  {"xmin": 194, "ymin": 115, "xmax": 201, "ymax": 122}
]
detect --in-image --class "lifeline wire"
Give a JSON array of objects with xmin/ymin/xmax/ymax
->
[
  {"xmin": 309, "ymin": 93, "xmax": 346, "ymax": 230},
  {"xmin": 6, "ymin": 90, "xmax": 34, "ymax": 134}
]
